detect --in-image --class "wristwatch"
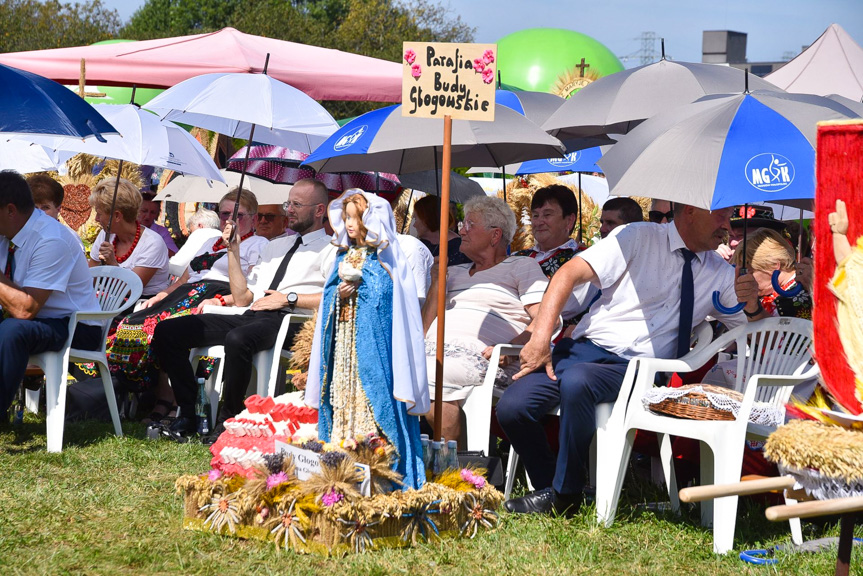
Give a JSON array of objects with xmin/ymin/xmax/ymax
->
[{"xmin": 285, "ymin": 291, "xmax": 298, "ymax": 311}]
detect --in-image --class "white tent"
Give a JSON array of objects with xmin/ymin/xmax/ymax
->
[{"xmin": 766, "ymin": 23, "xmax": 863, "ymax": 101}]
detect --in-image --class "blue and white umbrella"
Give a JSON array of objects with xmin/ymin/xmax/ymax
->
[
  {"xmin": 303, "ymin": 104, "xmax": 565, "ymax": 175},
  {"xmin": 599, "ymin": 90, "xmax": 860, "ymax": 311},
  {"xmin": 0, "ymin": 63, "xmax": 117, "ymax": 141},
  {"xmin": 513, "ymin": 145, "xmax": 605, "ymax": 175},
  {"xmin": 495, "ymin": 89, "xmax": 564, "ymax": 126},
  {"xmin": 598, "ymin": 90, "xmax": 861, "ymax": 210}
]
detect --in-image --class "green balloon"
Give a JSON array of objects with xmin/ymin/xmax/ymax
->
[
  {"xmin": 496, "ymin": 28, "xmax": 624, "ymax": 98},
  {"xmin": 84, "ymin": 39, "xmax": 164, "ymax": 106}
]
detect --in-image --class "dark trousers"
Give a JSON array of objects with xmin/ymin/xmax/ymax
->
[
  {"xmin": 0, "ymin": 317, "xmax": 102, "ymax": 415},
  {"xmin": 496, "ymin": 338, "xmax": 629, "ymax": 495},
  {"xmin": 151, "ymin": 310, "xmax": 286, "ymax": 420}
]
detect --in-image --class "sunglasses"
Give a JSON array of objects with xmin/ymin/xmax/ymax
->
[
  {"xmin": 256, "ymin": 213, "xmax": 282, "ymax": 222},
  {"xmin": 219, "ymin": 211, "xmax": 250, "ymax": 220},
  {"xmin": 648, "ymin": 210, "xmax": 674, "ymax": 223}
]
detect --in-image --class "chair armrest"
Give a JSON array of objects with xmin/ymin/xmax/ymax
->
[
  {"xmin": 200, "ymin": 305, "xmax": 250, "ymax": 315},
  {"xmin": 75, "ymin": 310, "xmax": 122, "ymax": 323}
]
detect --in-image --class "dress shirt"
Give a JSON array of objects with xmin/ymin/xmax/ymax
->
[
  {"xmin": 573, "ymin": 221, "xmax": 744, "ymax": 359},
  {"xmin": 0, "ymin": 210, "xmax": 99, "ymax": 321},
  {"xmin": 246, "ymin": 227, "xmax": 337, "ymax": 310}
]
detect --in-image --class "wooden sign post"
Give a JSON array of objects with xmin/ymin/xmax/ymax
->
[{"xmin": 401, "ymin": 42, "xmax": 496, "ymax": 442}]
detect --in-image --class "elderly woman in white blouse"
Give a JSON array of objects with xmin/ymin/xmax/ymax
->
[{"xmin": 422, "ymin": 196, "xmax": 549, "ymax": 446}]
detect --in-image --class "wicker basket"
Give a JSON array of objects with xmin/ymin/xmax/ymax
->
[{"xmin": 647, "ymin": 384, "xmax": 743, "ymax": 421}]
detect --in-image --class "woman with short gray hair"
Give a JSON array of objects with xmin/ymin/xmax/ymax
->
[{"xmin": 421, "ymin": 196, "xmax": 547, "ymax": 445}]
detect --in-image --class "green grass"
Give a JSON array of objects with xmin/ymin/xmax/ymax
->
[{"xmin": 0, "ymin": 417, "xmax": 860, "ymax": 575}]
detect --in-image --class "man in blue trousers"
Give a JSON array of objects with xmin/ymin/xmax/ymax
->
[
  {"xmin": 497, "ymin": 203, "xmax": 767, "ymax": 516},
  {"xmin": 0, "ymin": 171, "xmax": 102, "ymax": 419}
]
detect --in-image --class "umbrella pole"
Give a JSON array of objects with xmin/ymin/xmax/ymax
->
[
  {"xmin": 501, "ymin": 167, "xmax": 506, "ymax": 203},
  {"xmin": 401, "ymin": 189, "xmax": 414, "ymax": 234},
  {"xmin": 577, "ymin": 172, "xmax": 583, "ymax": 244},
  {"xmin": 433, "ymin": 115, "xmax": 453, "ymax": 442},
  {"xmin": 798, "ymin": 207, "xmax": 804, "ymax": 261},
  {"xmin": 742, "ymin": 204, "xmax": 748, "ymax": 271},
  {"xmin": 102, "ymin": 85, "xmax": 139, "ymax": 262},
  {"xmin": 230, "ymin": 54, "xmax": 270, "ymax": 241}
]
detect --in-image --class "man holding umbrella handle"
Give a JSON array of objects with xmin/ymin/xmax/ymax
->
[{"xmin": 498, "ymin": 203, "xmax": 767, "ymax": 517}]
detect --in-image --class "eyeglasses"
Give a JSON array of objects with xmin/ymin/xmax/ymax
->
[
  {"xmin": 219, "ymin": 211, "xmax": 250, "ymax": 220},
  {"xmin": 461, "ymin": 218, "xmax": 498, "ymax": 233},
  {"xmin": 648, "ymin": 210, "xmax": 674, "ymax": 224},
  {"xmin": 283, "ymin": 200, "xmax": 321, "ymax": 211},
  {"xmin": 256, "ymin": 213, "xmax": 282, "ymax": 222}
]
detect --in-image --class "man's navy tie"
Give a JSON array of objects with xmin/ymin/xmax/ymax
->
[{"xmin": 676, "ymin": 248, "xmax": 695, "ymax": 358}]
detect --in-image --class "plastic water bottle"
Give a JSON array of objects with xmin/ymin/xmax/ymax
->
[
  {"xmin": 431, "ymin": 441, "xmax": 445, "ymax": 476},
  {"xmin": 421, "ymin": 436, "xmax": 431, "ymax": 473},
  {"xmin": 446, "ymin": 440, "xmax": 459, "ymax": 470},
  {"xmin": 195, "ymin": 378, "xmax": 211, "ymax": 435}
]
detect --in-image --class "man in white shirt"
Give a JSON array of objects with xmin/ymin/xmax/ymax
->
[
  {"xmin": 152, "ymin": 179, "xmax": 336, "ymax": 441},
  {"xmin": 0, "ymin": 171, "xmax": 101, "ymax": 418},
  {"xmin": 498, "ymin": 203, "xmax": 767, "ymax": 516},
  {"xmin": 396, "ymin": 233, "xmax": 433, "ymax": 302}
]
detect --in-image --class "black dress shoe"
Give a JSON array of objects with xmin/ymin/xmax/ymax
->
[
  {"xmin": 504, "ymin": 488, "xmax": 584, "ymax": 517},
  {"xmin": 164, "ymin": 416, "xmax": 196, "ymax": 443},
  {"xmin": 504, "ymin": 488, "xmax": 555, "ymax": 514}
]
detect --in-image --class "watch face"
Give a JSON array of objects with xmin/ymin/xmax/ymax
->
[{"xmin": 287, "ymin": 292, "xmax": 298, "ymax": 305}]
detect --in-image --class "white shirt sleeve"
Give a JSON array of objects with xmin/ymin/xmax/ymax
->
[
  {"xmin": 580, "ymin": 223, "xmax": 638, "ymax": 289},
  {"xmin": 20, "ymin": 237, "xmax": 74, "ymax": 291}
]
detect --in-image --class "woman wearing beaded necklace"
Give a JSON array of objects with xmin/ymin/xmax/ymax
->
[
  {"xmin": 88, "ymin": 178, "xmax": 170, "ymax": 298},
  {"xmin": 307, "ymin": 189, "xmax": 428, "ymax": 491},
  {"xmin": 105, "ymin": 189, "xmax": 268, "ymax": 420}
]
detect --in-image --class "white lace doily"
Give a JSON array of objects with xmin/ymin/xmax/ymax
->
[
  {"xmin": 784, "ymin": 465, "xmax": 863, "ymax": 500},
  {"xmin": 642, "ymin": 385, "xmax": 784, "ymax": 427}
]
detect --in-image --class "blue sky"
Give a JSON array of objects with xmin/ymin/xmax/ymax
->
[{"xmin": 101, "ymin": 0, "xmax": 862, "ymax": 66}]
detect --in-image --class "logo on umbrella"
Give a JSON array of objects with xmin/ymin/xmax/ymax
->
[
  {"xmin": 547, "ymin": 151, "xmax": 580, "ymax": 168},
  {"xmin": 745, "ymin": 153, "xmax": 795, "ymax": 192},
  {"xmin": 334, "ymin": 125, "xmax": 368, "ymax": 152}
]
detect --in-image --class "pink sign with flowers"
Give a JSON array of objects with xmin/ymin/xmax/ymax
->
[{"xmin": 401, "ymin": 42, "xmax": 497, "ymax": 121}]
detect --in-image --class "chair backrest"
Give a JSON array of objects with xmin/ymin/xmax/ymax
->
[
  {"xmin": 731, "ymin": 317, "xmax": 814, "ymax": 408},
  {"xmin": 91, "ymin": 266, "xmax": 144, "ymax": 315}
]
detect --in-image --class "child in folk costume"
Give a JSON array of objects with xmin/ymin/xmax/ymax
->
[{"xmin": 307, "ymin": 189, "xmax": 428, "ymax": 490}]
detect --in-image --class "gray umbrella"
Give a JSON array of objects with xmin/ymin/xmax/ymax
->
[
  {"xmin": 543, "ymin": 58, "xmax": 780, "ymax": 147},
  {"xmin": 303, "ymin": 103, "xmax": 565, "ymax": 174},
  {"xmin": 398, "ymin": 169, "xmax": 485, "ymax": 204},
  {"xmin": 826, "ymin": 93, "xmax": 863, "ymax": 117}
]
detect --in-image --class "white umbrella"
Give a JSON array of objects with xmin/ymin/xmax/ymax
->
[
  {"xmin": 0, "ymin": 139, "xmax": 63, "ymax": 173},
  {"xmin": 154, "ymin": 168, "xmax": 293, "ymax": 205},
  {"xmin": 144, "ymin": 71, "xmax": 339, "ymax": 153},
  {"xmin": 18, "ymin": 104, "xmax": 225, "ymax": 181}
]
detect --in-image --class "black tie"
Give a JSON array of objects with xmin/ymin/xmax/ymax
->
[
  {"xmin": 676, "ymin": 248, "xmax": 695, "ymax": 358},
  {"xmin": 4, "ymin": 243, "xmax": 16, "ymax": 280},
  {"xmin": 267, "ymin": 235, "xmax": 302, "ymax": 291}
]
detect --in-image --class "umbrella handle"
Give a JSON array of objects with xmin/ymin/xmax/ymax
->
[
  {"xmin": 771, "ymin": 270, "xmax": 803, "ymax": 297},
  {"xmin": 712, "ymin": 290, "xmax": 745, "ymax": 314}
]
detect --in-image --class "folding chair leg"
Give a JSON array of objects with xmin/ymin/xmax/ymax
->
[
  {"xmin": 595, "ymin": 428, "xmax": 634, "ymax": 527},
  {"xmin": 504, "ymin": 446, "xmax": 519, "ymax": 500},
  {"xmin": 658, "ymin": 433, "xmax": 680, "ymax": 514},
  {"xmin": 95, "ymin": 361, "xmax": 123, "ymax": 438},
  {"xmin": 25, "ymin": 387, "xmax": 40, "ymax": 413},
  {"xmin": 43, "ymin": 359, "xmax": 68, "ymax": 453}
]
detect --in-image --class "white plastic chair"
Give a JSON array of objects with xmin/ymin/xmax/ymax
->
[
  {"xmin": 602, "ymin": 317, "xmax": 817, "ymax": 554},
  {"xmin": 189, "ymin": 305, "xmax": 312, "ymax": 424},
  {"xmin": 501, "ymin": 322, "xmax": 714, "ymax": 508},
  {"xmin": 27, "ymin": 267, "xmax": 143, "ymax": 452}
]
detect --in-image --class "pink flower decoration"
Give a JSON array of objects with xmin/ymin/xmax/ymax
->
[
  {"xmin": 483, "ymin": 50, "xmax": 495, "ymax": 65},
  {"xmin": 321, "ymin": 488, "xmax": 344, "ymax": 507},
  {"xmin": 207, "ymin": 469, "xmax": 222, "ymax": 482},
  {"xmin": 411, "ymin": 64, "xmax": 422, "ymax": 79},
  {"xmin": 482, "ymin": 68, "xmax": 495, "ymax": 84},
  {"xmin": 473, "ymin": 58, "xmax": 485, "ymax": 73},
  {"xmin": 460, "ymin": 468, "xmax": 487, "ymax": 489},
  {"xmin": 404, "ymin": 49, "xmax": 416, "ymax": 65},
  {"xmin": 266, "ymin": 471, "xmax": 289, "ymax": 490}
]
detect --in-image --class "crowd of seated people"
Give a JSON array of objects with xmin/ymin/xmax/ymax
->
[{"xmin": 2, "ymin": 166, "xmax": 819, "ymax": 520}]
